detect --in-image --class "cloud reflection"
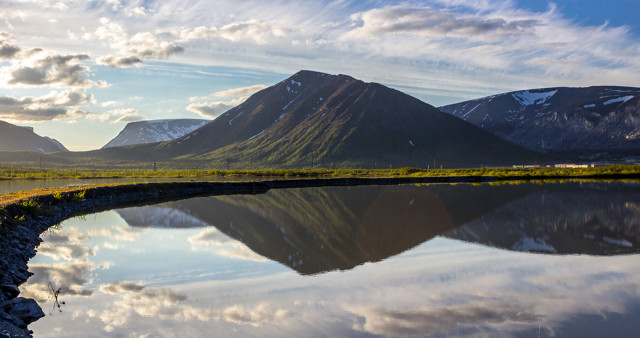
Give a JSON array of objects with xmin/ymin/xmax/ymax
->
[
  {"xmin": 22, "ymin": 262, "xmax": 97, "ymax": 301},
  {"xmin": 188, "ymin": 228, "xmax": 268, "ymax": 262},
  {"xmin": 348, "ymin": 304, "xmax": 539, "ymax": 337}
]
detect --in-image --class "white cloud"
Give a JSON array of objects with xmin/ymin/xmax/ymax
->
[
  {"xmin": 222, "ymin": 304, "xmax": 291, "ymax": 326},
  {"xmin": 97, "ymin": 55, "xmax": 142, "ymax": 67},
  {"xmin": 95, "ymin": 18, "xmax": 184, "ymax": 68},
  {"xmin": 3, "ymin": 53, "xmax": 93, "ymax": 87},
  {"xmin": 188, "ymin": 228, "xmax": 268, "ymax": 262},
  {"xmin": 85, "ymin": 108, "xmax": 147, "ymax": 123},
  {"xmin": 21, "ymin": 261, "xmax": 97, "ymax": 301},
  {"xmin": 209, "ymin": 84, "xmax": 268, "ymax": 98},
  {"xmin": 175, "ymin": 20, "xmax": 290, "ymax": 44},
  {"xmin": 186, "ymin": 98, "xmax": 244, "ymax": 119},
  {"xmin": 345, "ymin": 6, "xmax": 541, "ymax": 41},
  {"xmin": 100, "ymin": 100, "xmax": 118, "ymax": 107},
  {"xmin": 0, "ymin": 89, "xmax": 92, "ymax": 122},
  {"xmin": 108, "ymin": 108, "xmax": 148, "ymax": 123},
  {"xmin": 186, "ymin": 84, "xmax": 266, "ymax": 118},
  {"xmin": 37, "ymin": 242, "xmax": 96, "ymax": 262},
  {"xmin": 0, "ymin": 33, "xmax": 99, "ymax": 88}
]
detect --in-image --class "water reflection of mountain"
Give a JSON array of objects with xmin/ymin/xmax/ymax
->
[
  {"xmin": 117, "ymin": 184, "xmax": 536, "ymax": 274},
  {"xmin": 116, "ymin": 183, "xmax": 640, "ymax": 274},
  {"xmin": 444, "ymin": 183, "xmax": 640, "ymax": 255},
  {"xmin": 116, "ymin": 204, "xmax": 209, "ymax": 228}
]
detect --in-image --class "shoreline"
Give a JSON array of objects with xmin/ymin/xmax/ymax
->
[{"xmin": 1, "ymin": 175, "xmax": 639, "ymax": 336}]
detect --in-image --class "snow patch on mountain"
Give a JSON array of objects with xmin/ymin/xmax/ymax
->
[
  {"xmin": 603, "ymin": 236, "xmax": 633, "ymax": 247},
  {"xmin": 511, "ymin": 90, "xmax": 557, "ymax": 106},
  {"xmin": 604, "ymin": 96, "xmax": 634, "ymax": 106},
  {"xmin": 513, "ymin": 236, "xmax": 557, "ymax": 253}
]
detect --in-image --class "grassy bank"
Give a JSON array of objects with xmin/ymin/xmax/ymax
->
[{"xmin": 0, "ymin": 165, "xmax": 639, "ymax": 180}]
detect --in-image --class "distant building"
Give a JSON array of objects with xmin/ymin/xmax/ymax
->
[{"xmin": 553, "ymin": 164, "xmax": 593, "ymax": 168}]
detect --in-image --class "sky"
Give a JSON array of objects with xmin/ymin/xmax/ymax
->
[{"xmin": 1, "ymin": 0, "xmax": 639, "ymax": 151}]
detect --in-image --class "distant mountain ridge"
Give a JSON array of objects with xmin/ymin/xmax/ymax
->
[
  {"xmin": 0, "ymin": 120, "xmax": 67, "ymax": 153},
  {"xmin": 109, "ymin": 70, "xmax": 539, "ymax": 168},
  {"xmin": 439, "ymin": 86, "xmax": 640, "ymax": 152},
  {"xmin": 102, "ymin": 119, "xmax": 209, "ymax": 149}
]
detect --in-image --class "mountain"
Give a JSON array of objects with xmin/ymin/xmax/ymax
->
[
  {"xmin": 126, "ymin": 70, "xmax": 539, "ymax": 168},
  {"xmin": 439, "ymin": 86, "xmax": 640, "ymax": 153},
  {"xmin": 0, "ymin": 120, "xmax": 67, "ymax": 152},
  {"xmin": 102, "ymin": 119, "xmax": 209, "ymax": 148}
]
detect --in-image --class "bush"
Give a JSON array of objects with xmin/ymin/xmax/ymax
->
[
  {"xmin": 71, "ymin": 190, "xmax": 86, "ymax": 203},
  {"xmin": 20, "ymin": 199, "xmax": 41, "ymax": 216}
]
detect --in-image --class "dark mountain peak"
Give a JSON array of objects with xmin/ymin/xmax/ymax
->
[{"xmin": 144, "ymin": 71, "xmax": 537, "ymax": 168}]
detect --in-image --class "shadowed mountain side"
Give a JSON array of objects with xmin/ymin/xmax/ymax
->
[
  {"xmin": 444, "ymin": 182, "xmax": 640, "ymax": 255},
  {"xmin": 118, "ymin": 184, "xmax": 538, "ymax": 274}
]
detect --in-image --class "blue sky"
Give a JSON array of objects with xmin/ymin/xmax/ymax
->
[{"xmin": 1, "ymin": 0, "xmax": 639, "ymax": 150}]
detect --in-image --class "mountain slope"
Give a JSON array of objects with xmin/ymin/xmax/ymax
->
[
  {"xmin": 142, "ymin": 70, "xmax": 539, "ymax": 168},
  {"xmin": 0, "ymin": 120, "xmax": 67, "ymax": 152},
  {"xmin": 102, "ymin": 119, "xmax": 209, "ymax": 148},
  {"xmin": 439, "ymin": 86, "xmax": 640, "ymax": 152}
]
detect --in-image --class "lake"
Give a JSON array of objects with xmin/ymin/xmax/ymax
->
[{"xmin": 22, "ymin": 182, "xmax": 640, "ymax": 337}]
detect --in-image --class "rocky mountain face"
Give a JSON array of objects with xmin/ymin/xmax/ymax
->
[
  {"xmin": 0, "ymin": 120, "xmax": 67, "ymax": 153},
  {"xmin": 439, "ymin": 86, "xmax": 640, "ymax": 153},
  {"xmin": 134, "ymin": 70, "xmax": 538, "ymax": 168},
  {"xmin": 102, "ymin": 119, "xmax": 209, "ymax": 148}
]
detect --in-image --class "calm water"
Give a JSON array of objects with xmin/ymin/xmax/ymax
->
[{"xmin": 22, "ymin": 182, "xmax": 640, "ymax": 337}]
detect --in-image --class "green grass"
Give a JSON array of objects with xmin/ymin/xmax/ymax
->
[
  {"xmin": 0, "ymin": 165, "xmax": 637, "ymax": 180},
  {"xmin": 0, "ymin": 164, "xmax": 638, "ymax": 180},
  {"xmin": 71, "ymin": 190, "xmax": 86, "ymax": 202},
  {"xmin": 20, "ymin": 199, "xmax": 41, "ymax": 215}
]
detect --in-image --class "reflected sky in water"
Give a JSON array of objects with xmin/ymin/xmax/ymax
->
[{"xmin": 23, "ymin": 182, "xmax": 640, "ymax": 337}]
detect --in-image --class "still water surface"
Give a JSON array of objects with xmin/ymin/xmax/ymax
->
[{"xmin": 22, "ymin": 182, "xmax": 640, "ymax": 337}]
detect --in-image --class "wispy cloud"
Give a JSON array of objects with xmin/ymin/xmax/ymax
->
[
  {"xmin": 1, "ymin": 0, "xmax": 640, "ymax": 111},
  {"xmin": 94, "ymin": 18, "xmax": 184, "ymax": 68},
  {"xmin": 344, "ymin": 6, "xmax": 541, "ymax": 40},
  {"xmin": 174, "ymin": 20, "xmax": 291, "ymax": 44},
  {"xmin": 187, "ymin": 84, "xmax": 267, "ymax": 118}
]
